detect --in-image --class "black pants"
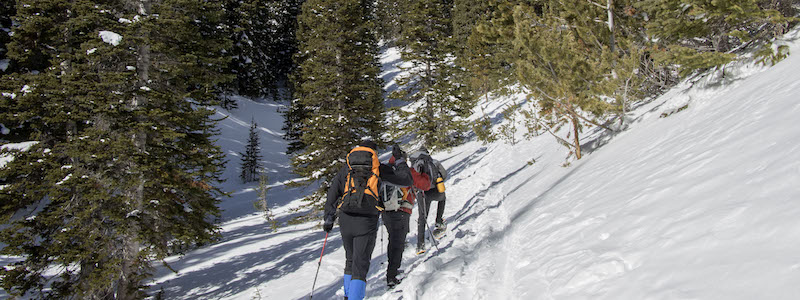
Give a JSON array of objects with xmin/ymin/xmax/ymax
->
[
  {"xmin": 339, "ymin": 212, "xmax": 379, "ymax": 281},
  {"xmin": 382, "ymin": 211, "xmax": 410, "ymax": 281},
  {"xmin": 417, "ymin": 189, "xmax": 445, "ymax": 248}
]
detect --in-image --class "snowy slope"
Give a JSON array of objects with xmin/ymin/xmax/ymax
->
[
  {"xmin": 143, "ymin": 28, "xmax": 800, "ymax": 300},
  {"xmin": 392, "ymin": 29, "xmax": 800, "ymax": 299}
]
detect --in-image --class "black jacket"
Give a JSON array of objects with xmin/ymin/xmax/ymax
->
[{"xmin": 325, "ymin": 159, "xmax": 412, "ymax": 219}]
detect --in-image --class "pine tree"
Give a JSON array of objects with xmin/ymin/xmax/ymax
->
[
  {"xmin": 282, "ymin": 97, "xmax": 310, "ymax": 155},
  {"xmin": 479, "ymin": 1, "xmax": 631, "ymax": 159},
  {"xmin": 376, "ymin": 0, "xmax": 408, "ymax": 42},
  {"xmin": 225, "ymin": 0, "xmax": 302, "ymax": 99},
  {"xmin": 289, "ymin": 0, "xmax": 385, "ymax": 201},
  {"xmin": 636, "ymin": 0, "xmax": 795, "ymax": 76},
  {"xmin": 392, "ymin": 0, "xmax": 472, "ymax": 151},
  {"xmin": 0, "ymin": 0, "xmax": 14, "ymax": 75},
  {"xmin": 241, "ymin": 118, "xmax": 262, "ymax": 183},
  {"xmin": 0, "ymin": 0, "xmax": 231, "ymax": 298},
  {"xmin": 451, "ymin": 1, "xmax": 515, "ymax": 143}
]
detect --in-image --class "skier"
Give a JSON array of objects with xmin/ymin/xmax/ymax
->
[
  {"xmin": 381, "ymin": 146, "xmax": 430, "ymax": 288},
  {"xmin": 323, "ymin": 140, "xmax": 412, "ymax": 300},
  {"xmin": 410, "ymin": 147, "xmax": 448, "ymax": 254}
]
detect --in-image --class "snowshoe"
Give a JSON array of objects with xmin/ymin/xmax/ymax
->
[
  {"xmin": 433, "ymin": 222, "xmax": 446, "ymax": 239},
  {"xmin": 415, "ymin": 245, "xmax": 426, "ymax": 255}
]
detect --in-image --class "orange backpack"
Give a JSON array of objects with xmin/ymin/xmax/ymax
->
[{"xmin": 337, "ymin": 146, "xmax": 383, "ymax": 214}]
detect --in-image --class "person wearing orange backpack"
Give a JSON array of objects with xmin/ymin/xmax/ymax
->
[
  {"xmin": 323, "ymin": 140, "xmax": 412, "ymax": 300},
  {"xmin": 380, "ymin": 146, "xmax": 430, "ymax": 288}
]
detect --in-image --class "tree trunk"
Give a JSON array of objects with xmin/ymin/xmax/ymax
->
[
  {"xmin": 607, "ymin": 0, "xmax": 615, "ymax": 54},
  {"xmin": 572, "ymin": 115, "xmax": 582, "ymax": 160},
  {"xmin": 119, "ymin": 0, "xmax": 150, "ymax": 298},
  {"xmin": 424, "ymin": 60, "xmax": 435, "ymax": 147}
]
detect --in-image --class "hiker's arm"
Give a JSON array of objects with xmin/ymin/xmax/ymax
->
[
  {"xmin": 325, "ymin": 167, "xmax": 346, "ymax": 218},
  {"xmin": 379, "ymin": 163, "xmax": 412, "ymax": 187}
]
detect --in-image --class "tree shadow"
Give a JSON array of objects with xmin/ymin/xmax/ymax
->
[{"xmin": 153, "ymin": 227, "xmax": 342, "ymax": 300}]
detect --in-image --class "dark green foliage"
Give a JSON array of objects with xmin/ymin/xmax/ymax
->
[
  {"xmin": 392, "ymin": 0, "xmax": 474, "ymax": 151},
  {"xmin": 477, "ymin": 1, "xmax": 631, "ymax": 158},
  {"xmin": 241, "ymin": 118, "xmax": 262, "ymax": 182},
  {"xmin": 376, "ymin": 0, "xmax": 407, "ymax": 42},
  {"xmin": 637, "ymin": 0, "xmax": 796, "ymax": 76},
  {"xmin": 288, "ymin": 0, "xmax": 385, "ymax": 201},
  {"xmin": 0, "ymin": 0, "xmax": 14, "ymax": 75},
  {"xmin": 224, "ymin": 0, "xmax": 302, "ymax": 99},
  {"xmin": 0, "ymin": 0, "xmax": 231, "ymax": 298},
  {"xmin": 453, "ymin": 1, "xmax": 505, "ymax": 96},
  {"xmin": 281, "ymin": 96, "xmax": 309, "ymax": 155}
]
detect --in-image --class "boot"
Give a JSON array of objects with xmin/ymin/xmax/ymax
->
[
  {"xmin": 343, "ymin": 274, "xmax": 352, "ymax": 299},
  {"xmin": 416, "ymin": 243, "xmax": 426, "ymax": 255},
  {"xmin": 349, "ymin": 279, "xmax": 367, "ymax": 300},
  {"xmin": 387, "ymin": 276, "xmax": 401, "ymax": 288}
]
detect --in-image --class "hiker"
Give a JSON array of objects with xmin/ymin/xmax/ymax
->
[
  {"xmin": 410, "ymin": 147, "xmax": 448, "ymax": 254},
  {"xmin": 380, "ymin": 145, "xmax": 430, "ymax": 288},
  {"xmin": 323, "ymin": 140, "xmax": 412, "ymax": 300}
]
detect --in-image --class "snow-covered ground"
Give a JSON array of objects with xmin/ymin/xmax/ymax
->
[
  {"xmin": 4, "ymin": 27, "xmax": 800, "ymax": 299},
  {"xmin": 147, "ymin": 28, "xmax": 800, "ymax": 299}
]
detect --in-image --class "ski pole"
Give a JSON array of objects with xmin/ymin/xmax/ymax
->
[
  {"xmin": 417, "ymin": 189, "xmax": 440, "ymax": 252},
  {"xmin": 309, "ymin": 232, "xmax": 329, "ymax": 299}
]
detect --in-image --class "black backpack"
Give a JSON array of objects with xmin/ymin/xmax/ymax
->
[{"xmin": 338, "ymin": 146, "xmax": 382, "ymax": 214}]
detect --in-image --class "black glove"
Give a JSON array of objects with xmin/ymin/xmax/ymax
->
[
  {"xmin": 323, "ymin": 214, "xmax": 335, "ymax": 233},
  {"xmin": 392, "ymin": 145, "xmax": 406, "ymax": 162}
]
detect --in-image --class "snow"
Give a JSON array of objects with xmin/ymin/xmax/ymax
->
[
  {"xmin": 1, "ymin": 141, "xmax": 39, "ymax": 168},
  {"xmin": 0, "ymin": 59, "xmax": 9, "ymax": 71},
  {"xmin": 87, "ymin": 48, "xmax": 98, "ymax": 55},
  {"xmin": 2, "ymin": 25, "xmax": 799, "ymax": 300},
  {"xmin": 55, "ymin": 174, "xmax": 72, "ymax": 185},
  {"xmin": 99, "ymin": 30, "xmax": 122, "ymax": 46}
]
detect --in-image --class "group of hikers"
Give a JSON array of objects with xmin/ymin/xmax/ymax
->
[{"xmin": 322, "ymin": 140, "xmax": 449, "ymax": 299}]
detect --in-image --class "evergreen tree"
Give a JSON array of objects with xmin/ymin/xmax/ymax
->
[
  {"xmin": 376, "ymin": 0, "xmax": 408, "ymax": 42},
  {"xmin": 0, "ymin": 0, "xmax": 14, "ymax": 75},
  {"xmin": 479, "ymin": 0, "xmax": 636, "ymax": 159},
  {"xmin": 240, "ymin": 118, "xmax": 262, "ymax": 183},
  {"xmin": 282, "ymin": 96, "xmax": 309, "ymax": 155},
  {"xmin": 289, "ymin": 0, "xmax": 385, "ymax": 201},
  {"xmin": 225, "ymin": 0, "xmax": 302, "ymax": 99},
  {"xmin": 0, "ymin": 0, "xmax": 231, "ymax": 298},
  {"xmin": 392, "ymin": 0, "xmax": 473, "ymax": 151},
  {"xmin": 636, "ymin": 0, "xmax": 795, "ymax": 76},
  {"xmin": 451, "ymin": 0, "xmax": 515, "ymax": 143}
]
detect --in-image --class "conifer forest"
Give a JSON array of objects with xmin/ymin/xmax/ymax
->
[{"xmin": 1, "ymin": 0, "xmax": 797, "ymax": 298}]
